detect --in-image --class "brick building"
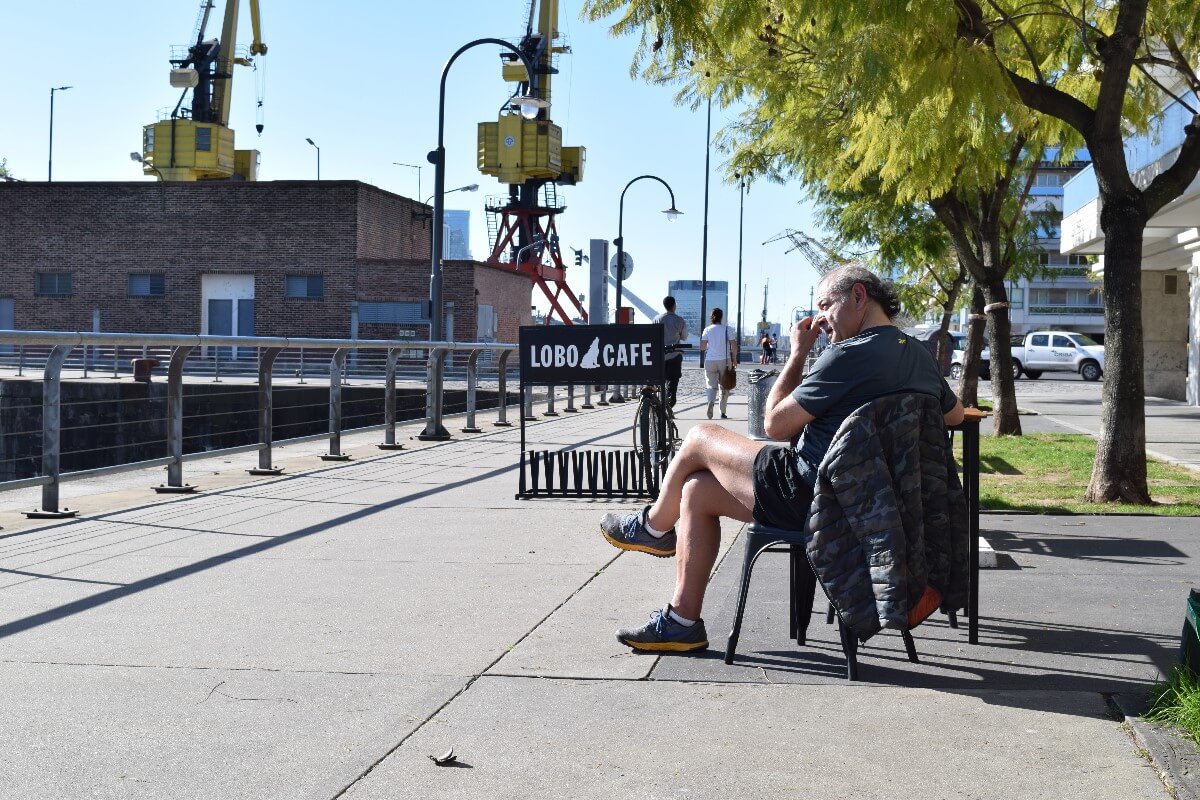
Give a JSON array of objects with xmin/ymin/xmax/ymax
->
[{"xmin": 0, "ymin": 181, "xmax": 532, "ymax": 345}]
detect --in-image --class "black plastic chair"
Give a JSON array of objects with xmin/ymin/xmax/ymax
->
[{"xmin": 723, "ymin": 521, "xmax": 919, "ymax": 681}]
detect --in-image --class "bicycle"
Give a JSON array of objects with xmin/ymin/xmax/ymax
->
[{"xmin": 632, "ymin": 344, "xmax": 689, "ymax": 492}]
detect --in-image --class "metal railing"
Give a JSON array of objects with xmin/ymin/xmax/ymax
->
[{"xmin": 0, "ymin": 331, "xmax": 521, "ymax": 518}]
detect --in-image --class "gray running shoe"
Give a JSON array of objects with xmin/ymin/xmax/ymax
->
[
  {"xmin": 600, "ymin": 506, "xmax": 676, "ymax": 557},
  {"xmin": 617, "ymin": 605, "xmax": 708, "ymax": 652}
]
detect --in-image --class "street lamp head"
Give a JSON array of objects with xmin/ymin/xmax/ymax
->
[
  {"xmin": 463, "ymin": 183, "xmax": 479, "ymax": 192},
  {"xmin": 305, "ymin": 137, "xmax": 315, "ymax": 147},
  {"xmin": 129, "ymin": 152, "xmax": 143, "ymax": 163},
  {"xmin": 663, "ymin": 206, "xmax": 683, "ymax": 222},
  {"xmin": 517, "ymin": 95, "xmax": 549, "ymax": 120},
  {"xmin": 54, "ymin": 85, "xmax": 72, "ymax": 92}
]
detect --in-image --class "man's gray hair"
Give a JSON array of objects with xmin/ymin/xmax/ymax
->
[{"xmin": 820, "ymin": 264, "xmax": 902, "ymax": 318}]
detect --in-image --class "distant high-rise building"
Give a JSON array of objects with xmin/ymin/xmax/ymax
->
[
  {"xmin": 444, "ymin": 210, "xmax": 471, "ymax": 260},
  {"xmin": 669, "ymin": 279, "xmax": 729, "ymax": 341}
]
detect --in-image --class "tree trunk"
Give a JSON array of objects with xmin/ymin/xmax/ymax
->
[
  {"xmin": 1085, "ymin": 191, "xmax": 1151, "ymax": 504},
  {"xmin": 959, "ymin": 285, "xmax": 986, "ymax": 408},
  {"xmin": 982, "ymin": 279, "xmax": 1022, "ymax": 435}
]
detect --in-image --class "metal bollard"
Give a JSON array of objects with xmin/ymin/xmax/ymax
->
[
  {"xmin": 418, "ymin": 346, "xmax": 452, "ymax": 441},
  {"xmin": 494, "ymin": 349, "xmax": 514, "ymax": 426},
  {"xmin": 597, "ymin": 385, "xmax": 609, "ymax": 406},
  {"xmin": 378, "ymin": 348, "xmax": 404, "ymax": 449},
  {"xmin": 155, "ymin": 345, "xmax": 200, "ymax": 492},
  {"xmin": 321, "ymin": 348, "xmax": 352, "ymax": 460},
  {"xmin": 523, "ymin": 385, "xmax": 537, "ymax": 420},
  {"xmin": 746, "ymin": 368, "xmax": 779, "ymax": 441},
  {"xmin": 248, "ymin": 347, "xmax": 286, "ymax": 473},
  {"xmin": 26, "ymin": 345, "xmax": 77, "ymax": 518},
  {"xmin": 565, "ymin": 383, "xmax": 578, "ymax": 412},
  {"xmin": 462, "ymin": 349, "xmax": 483, "ymax": 433},
  {"xmin": 582, "ymin": 382, "xmax": 594, "ymax": 409},
  {"xmin": 544, "ymin": 385, "xmax": 559, "ymax": 416}
]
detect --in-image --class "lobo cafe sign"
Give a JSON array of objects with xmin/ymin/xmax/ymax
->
[{"xmin": 520, "ymin": 324, "xmax": 664, "ymax": 385}]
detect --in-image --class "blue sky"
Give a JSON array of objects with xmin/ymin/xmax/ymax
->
[{"xmin": 0, "ymin": 0, "xmax": 824, "ymax": 331}]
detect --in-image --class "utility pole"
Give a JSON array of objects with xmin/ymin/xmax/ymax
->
[
  {"xmin": 699, "ymin": 96, "xmax": 711, "ymax": 366},
  {"xmin": 48, "ymin": 85, "xmax": 72, "ymax": 181}
]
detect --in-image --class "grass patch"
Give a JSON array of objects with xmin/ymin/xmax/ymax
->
[
  {"xmin": 965, "ymin": 433, "xmax": 1200, "ymax": 515},
  {"xmin": 1146, "ymin": 667, "xmax": 1200, "ymax": 748}
]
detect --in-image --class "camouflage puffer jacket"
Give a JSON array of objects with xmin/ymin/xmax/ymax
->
[{"xmin": 805, "ymin": 392, "xmax": 969, "ymax": 642}]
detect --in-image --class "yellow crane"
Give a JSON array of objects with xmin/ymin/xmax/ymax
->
[
  {"xmin": 141, "ymin": 0, "xmax": 267, "ymax": 181},
  {"xmin": 477, "ymin": 0, "xmax": 587, "ymax": 324}
]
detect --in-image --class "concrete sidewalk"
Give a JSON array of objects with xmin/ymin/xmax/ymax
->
[{"xmin": 0, "ymin": 385, "xmax": 1190, "ymax": 799}]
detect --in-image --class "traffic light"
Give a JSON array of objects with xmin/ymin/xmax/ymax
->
[{"xmin": 573, "ymin": 249, "xmax": 583, "ymax": 267}]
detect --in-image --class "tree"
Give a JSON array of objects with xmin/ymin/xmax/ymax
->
[
  {"xmin": 0, "ymin": 158, "xmax": 11, "ymax": 180},
  {"xmin": 586, "ymin": 0, "xmax": 1067, "ymax": 435},
  {"xmin": 953, "ymin": 1, "xmax": 1200, "ymax": 502},
  {"xmin": 585, "ymin": 0, "xmax": 1199, "ymax": 503}
]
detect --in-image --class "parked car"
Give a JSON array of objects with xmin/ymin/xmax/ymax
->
[{"xmin": 951, "ymin": 331, "xmax": 1104, "ymax": 381}]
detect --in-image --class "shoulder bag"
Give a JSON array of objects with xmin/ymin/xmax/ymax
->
[{"xmin": 720, "ymin": 327, "xmax": 737, "ymax": 391}]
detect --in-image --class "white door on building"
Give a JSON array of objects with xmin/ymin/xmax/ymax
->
[{"xmin": 201, "ymin": 275, "xmax": 255, "ymax": 359}]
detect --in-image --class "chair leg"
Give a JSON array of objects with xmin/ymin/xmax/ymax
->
[
  {"xmin": 826, "ymin": 604, "xmax": 835, "ymax": 625},
  {"xmin": 788, "ymin": 548, "xmax": 798, "ymax": 641},
  {"xmin": 948, "ymin": 611, "xmax": 959, "ymax": 629},
  {"xmin": 724, "ymin": 533, "xmax": 763, "ymax": 665},
  {"xmin": 838, "ymin": 620, "xmax": 859, "ymax": 681},
  {"xmin": 902, "ymin": 630, "xmax": 919, "ymax": 663},
  {"xmin": 794, "ymin": 551, "xmax": 816, "ymax": 646}
]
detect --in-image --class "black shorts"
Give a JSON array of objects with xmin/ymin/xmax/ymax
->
[
  {"xmin": 665, "ymin": 356, "xmax": 683, "ymax": 380},
  {"xmin": 751, "ymin": 444, "xmax": 815, "ymax": 531}
]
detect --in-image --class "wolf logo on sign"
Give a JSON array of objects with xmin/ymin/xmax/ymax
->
[{"xmin": 580, "ymin": 337, "xmax": 601, "ymax": 369}]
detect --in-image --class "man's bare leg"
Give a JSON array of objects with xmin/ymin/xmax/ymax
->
[
  {"xmin": 669, "ymin": 469, "xmax": 754, "ymax": 621},
  {"xmin": 637, "ymin": 423, "xmax": 761, "ymax": 621},
  {"xmin": 646, "ymin": 423, "xmax": 760, "ymax": 532}
]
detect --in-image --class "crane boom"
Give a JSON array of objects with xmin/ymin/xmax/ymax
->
[{"xmin": 763, "ymin": 229, "xmax": 845, "ymax": 276}]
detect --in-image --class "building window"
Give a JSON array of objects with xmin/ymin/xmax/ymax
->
[
  {"xmin": 195, "ymin": 127, "xmax": 212, "ymax": 152},
  {"xmin": 128, "ymin": 274, "xmax": 165, "ymax": 297},
  {"xmin": 1009, "ymin": 288, "xmax": 1024, "ymax": 309},
  {"xmin": 285, "ymin": 275, "xmax": 324, "ymax": 298},
  {"xmin": 1034, "ymin": 172, "xmax": 1065, "ymax": 187},
  {"xmin": 35, "ymin": 272, "xmax": 72, "ymax": 296},
  {"xmin": 1165, "ymin": 273, "xmax": 1179, "ymax": 295}
]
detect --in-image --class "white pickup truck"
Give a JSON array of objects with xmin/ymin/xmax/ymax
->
[{"xmin": 950, "ymin": 331, "xmax": 1105, "ymax": 381}]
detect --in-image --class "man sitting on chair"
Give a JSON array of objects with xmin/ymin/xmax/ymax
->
[{"xmin": 599, "ymin": 264, "xmax": 965, "ymax": 651}]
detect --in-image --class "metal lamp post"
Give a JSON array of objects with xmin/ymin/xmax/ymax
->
[
  {"xmin": 48, "ymin": 85, "xmax": 72, "ymax": 181},
  {"xmin": 736, "ymin": 175, "xmax": 745, "ymax": 355},
  {"xmin": 614, "ymin": 175, "xmax": 682, "ymax": 320},
  {"xmin": 699, "ymin": 95, "xmax": 712, "ymax": 365},
  {"xmin": 428, "ymin": 38, "xmax": 538, "ymax": 344},
  {"xmin": 420, "ymin": 38, "xmax": 539, "ymax": 440},
  {"xmin": 305, "ymin": 138, "xmax": 320, "ymax": 180}
]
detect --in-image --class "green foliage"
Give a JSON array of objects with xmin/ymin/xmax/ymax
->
[
  {"xmin": 0, "ymin": 158, "xmax": 10, "ymax": 179},
  {"xmin": 1147, "ymin": 666, "xmax": 1200, "ymax": 747}
]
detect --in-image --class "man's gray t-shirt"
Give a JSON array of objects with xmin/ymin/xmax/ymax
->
[
  {"xmin": 791, "ymin": 325, "xmax": 956, "ymax": 482},
  {"xmin": 653, "ymin": 311, "xmax": 689, "ymax": 359}
]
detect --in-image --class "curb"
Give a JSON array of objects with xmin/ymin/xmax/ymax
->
[{"xmin": 1113, "ymin": 694, "xmax": 1200, "ymax": 800}]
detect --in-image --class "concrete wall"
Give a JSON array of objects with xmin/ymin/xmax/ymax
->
[{"xmin": 1142, "ymin": 269, "xmax": 1190, "ymax": 400}]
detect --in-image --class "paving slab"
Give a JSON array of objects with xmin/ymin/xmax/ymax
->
[
  {"xmin": 0, "ymin": 661, "xmax": 459, "ymax": 800},
  {"xmin": 341, "ymin": 676, "xmax": 1165, "ymax": 800}
]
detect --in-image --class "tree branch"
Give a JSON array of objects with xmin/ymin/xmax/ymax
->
[
  {"xmin": 1143, "ymin": 119, "xmax": 1200, "ymax": 217},
  {"xmin": 984, "ymin": 0, "xmax": 1045, "ymax": 85},
  {"xmin": 955, "ymin": 0, "xmax": 1096, "ymax": 138}
]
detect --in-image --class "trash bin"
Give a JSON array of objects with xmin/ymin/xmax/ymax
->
[
  {"xmin": 746, "ymin": 368, "xmax": 778, "ymax": 441},
  {"xmin": 132, "ymin": 357, "xmax": 159, "ymax": 383},
  {"xmin": 1183, "ymin": 588, "xmax": 1200, "ymax": 675}
]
